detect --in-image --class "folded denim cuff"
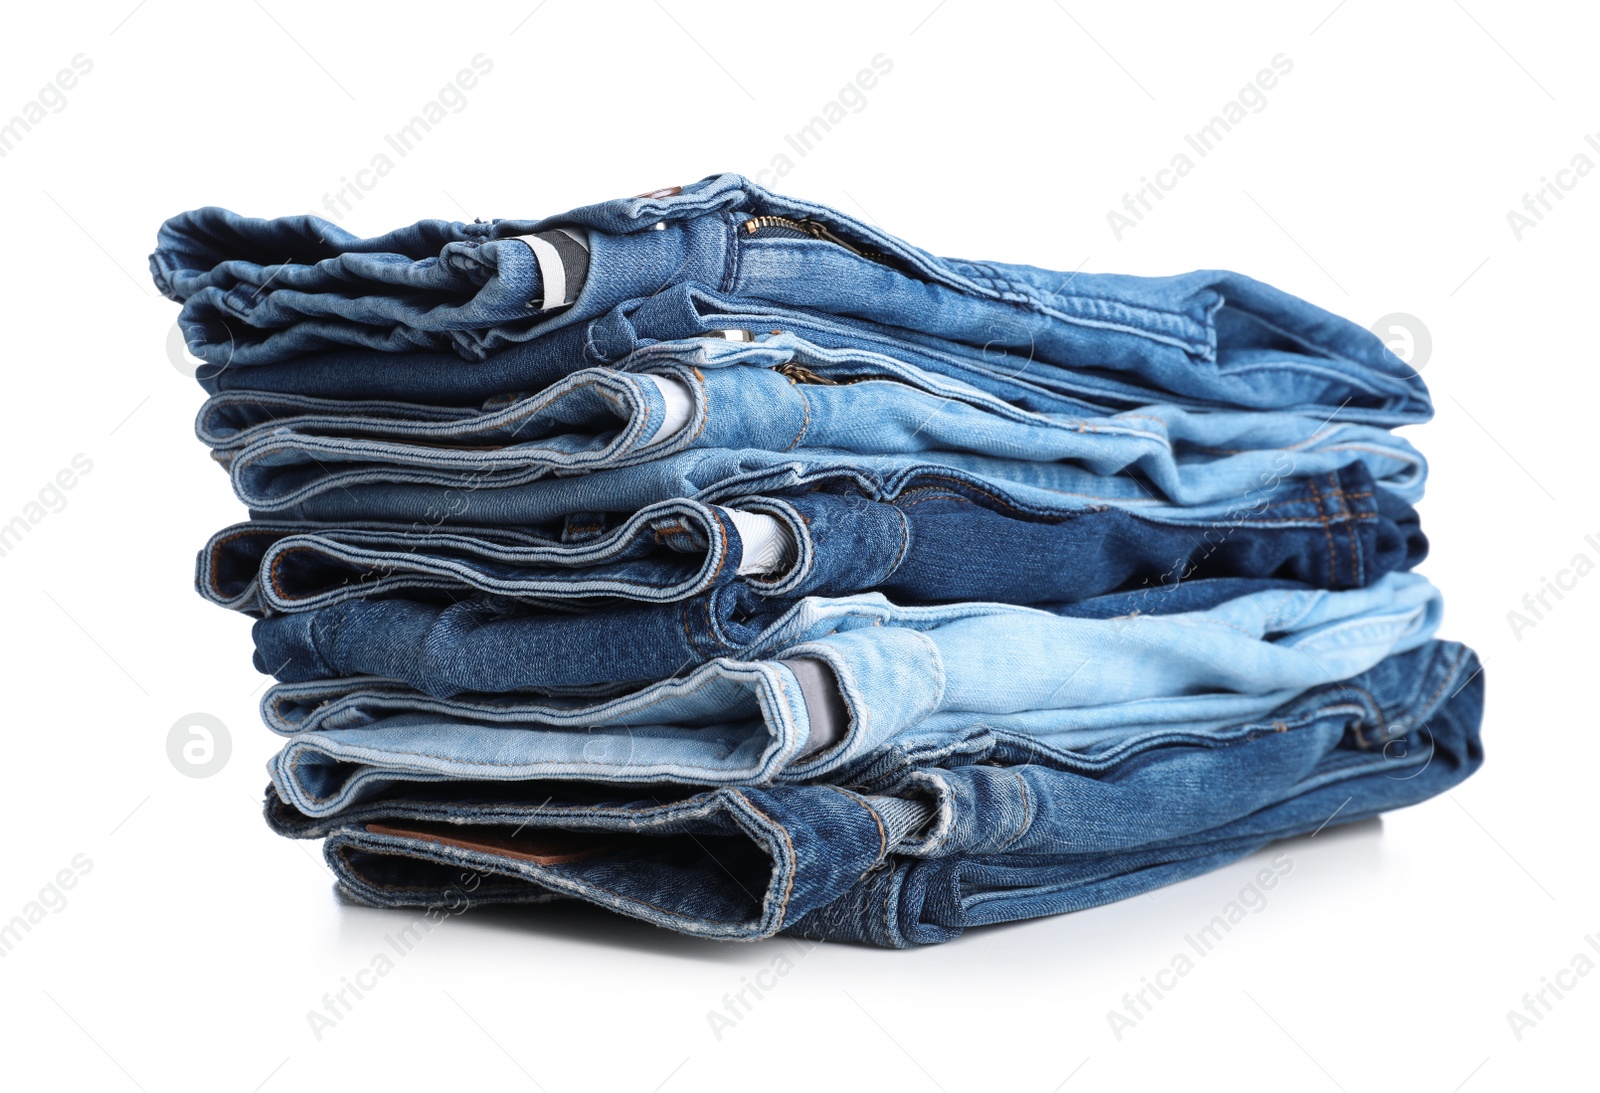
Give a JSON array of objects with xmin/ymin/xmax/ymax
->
[{"xmin": 312, "ymin": 783, "xmax": 932, "ymax": 942}]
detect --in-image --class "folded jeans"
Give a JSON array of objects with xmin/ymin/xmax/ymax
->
[
  {"xmin": 204, "ymin": 462, "xmax": 1422, "ymax": 618},
  {"xmin": 153, "ymin": 174, "xmax": 1428, "ymax": 425},
  {"xmin": 261, "ymin": 640, "xmax": 1482, "ymax": 944},
  {"xmin": 202, "ymin": 342, "xmax": 1427, "ymax": 513},
  {"xmin": 258, "ymin": 572, "xmax": 1445, "ymax": 816}
]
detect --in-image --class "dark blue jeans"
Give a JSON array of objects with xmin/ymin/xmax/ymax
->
[{"xmin": 245, "ymin": 466, "xmax": 1423, "ymax": 695}]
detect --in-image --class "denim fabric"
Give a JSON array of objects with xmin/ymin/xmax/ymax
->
[
  {"xmin": 153, "ymin": 174, "xmax": 1428, "ymax": 425},
  {"xmin": 246, "ymin": 476, "xmax": 1425, "ymax": 693},
  {"xmin": 202, "ymin": 463, "xmax": 1423, "ymax": 616},
  {"xmin": 258, "ymin": 572, "xmax": 1443, "ymax": 815},
  {"xmin": 201, "ymin": 348, "xmax": 1426, "ymax": 514},
  {"xmin": 261, "ymin": 641, "xmax": 1481, "ymax": 944},
  {"xmin": 153, "ymin": 177, "xmax": 1468, "ymax": 952},
  {"xmin": 193, "ymin": 284, "xmax": 1424, "ymax": 430},
  {"xmin": 191, "ymin": 328, "xmax": 1221, "ymax": 449},
  {"xmin": 246, "ymin": 424, "xmax": 1424, "ymax": 529},
  {"xmin": 253, "ymin": 576, "xmax": 1320, "ymax": 737}
]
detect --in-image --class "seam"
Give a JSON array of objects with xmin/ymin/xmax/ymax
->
[
  {"xmin": 993, "ymin": 768, "xmax": 1033, "ymax": 852},
  {"xmin": 883, "ymin": 505, "xmax": 913, "ymax": 579},
  {"xmin": 729, "ymin": 789, "xmax": 796, "ymax": 928},
  {"xmin": 785, "ymin": 381, "xmax": 812, "ymax": 452},
  {"xmin": 824, "ymin": 785, "xmax": 889, "ymax": 862},
  {"xmin": 285, "ymin": 669, "xmax": 797, "ymax": 780},
  {"xmin": 1330, "ymin": 472, "xmax": 1362, "ymax": 584},
  {"xmin": 1306, "ymin": 476, "xmax": 1339, "ymax": 583},
  {"xmin": 682, "ymin": 366, "xmax": 713, "ymax": 446},
  {"xmin": 1418, "ymin": 644, "xmax": 1470, "ymax": 720},
  {"xmin": 205, "ymin": 527, "xmax": 279, "ymax": 597}
]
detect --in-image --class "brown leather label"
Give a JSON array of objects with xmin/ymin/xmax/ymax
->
[{"xmin": 634, "ymin": 186, "xmax": 683, "ymax": 199}]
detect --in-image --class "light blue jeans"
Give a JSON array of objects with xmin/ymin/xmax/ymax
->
[
  {"xmin": 263, "ymin": 571, "xmax": 1442, "ymax": 817},
  {"xmin": 203, "ymin": 335, "xmax": 1425, "ymax": 514}
]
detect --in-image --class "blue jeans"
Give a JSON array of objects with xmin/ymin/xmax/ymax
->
[
  {"xmin": 154, "ymin": 174, "xmax": 1428, "ymax": 425},
  {"xmin": 243, "ymin": 424, "xmax": 1423, "ymax": 532},
  {"xmin": 199, "ymin": 341, "xmax": 1425, "ymax": 514},
  {"xmin": 260, "ymin": 640, "xmax": 1482, "ymax": 944},
  {"xmin": 245, "ymin": 472, "xmax": 1425, "ymax": 695},
  {"xmin": 204, "ymin": 462, "xmax": 1421, "ymax": 614},
  {"xmin": 258, "ymin": 571, "xmax": 1443, "ymax": 816}
]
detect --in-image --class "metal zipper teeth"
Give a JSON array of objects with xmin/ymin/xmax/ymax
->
[
  {"xmin": 741, "ymin": 215, "xmax": 889, "ymax": 264},
  {"xmin": 774, "ymin": 361, "xmax": 839, "ymax": 386},
  {"xmin": 742, "ymin": 214, "xmax": 812, "ymax": 236},
  {"xmin": 773, "ymin": 362, "xmax": 898, "ymax": 387}
]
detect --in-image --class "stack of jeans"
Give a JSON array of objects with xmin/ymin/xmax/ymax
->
[{"xmin": 153, "ymin": 174, "xmax": 1483, "ymax": 946}]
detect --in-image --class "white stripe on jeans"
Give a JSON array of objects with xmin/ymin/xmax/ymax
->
[{"xmin": 513, "ymin": 234, "xmax": 570, "ymax": 309}]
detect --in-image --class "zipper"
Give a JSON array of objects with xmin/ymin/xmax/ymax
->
[
  {"xmin": 774, "ymin": 361, "xmax": 839, "ymax": 386},
  {"xmin": 742, "ymin": 215, "xmax": 889, "ymax": 265},
  {"xmin": 774, "ymin": 362, "xmax": 902, "ymax": 387}
]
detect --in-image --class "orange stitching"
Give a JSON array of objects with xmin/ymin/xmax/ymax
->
[{"xmin": 731, "ymin": 789, "xmax": 798, "ymax": 928}]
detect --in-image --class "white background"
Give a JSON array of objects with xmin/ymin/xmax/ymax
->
[{"xmin": 0, "ymin": 2, "xmax": 1593, "ymax": 1090}]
